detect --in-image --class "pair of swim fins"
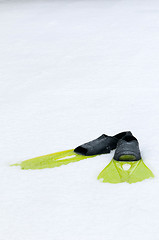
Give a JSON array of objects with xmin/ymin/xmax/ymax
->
[
  {"xmin": 12, "ymin": 131, "xmax": 154, "ymax": 184},
  {"xmin": 74, "ymin": 131, "xmax": 154, "ymax": 183}
]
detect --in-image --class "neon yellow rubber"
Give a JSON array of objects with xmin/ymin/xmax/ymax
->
[
  {"xmin": 11, "ymin": 150, "xmax": 154, "ymax": 184},
  {"xmin": 97, "ymin": 159, "xmax": 154, "ymax": 184},
  {"xmin": 11, "ymin": 149, "xmax": 96, "ymax": 170}
]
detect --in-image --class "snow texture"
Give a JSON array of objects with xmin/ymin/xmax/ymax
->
[{"xmin": 0, "ymin": 0, "xmax": 159, "ymax": 239}]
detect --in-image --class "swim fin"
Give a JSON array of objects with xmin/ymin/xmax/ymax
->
[
  {"xmin": 12, "ymin": 131, "xmax": 130, "ymax": 170},
  {"xmin": 98, "ymin": 134, "xmax": 154, "ymax": 183}
]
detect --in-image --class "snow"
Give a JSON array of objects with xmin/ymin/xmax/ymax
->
[{"xmin": 0, "ymin": 0, "xmax": 159, "ymax": 239}]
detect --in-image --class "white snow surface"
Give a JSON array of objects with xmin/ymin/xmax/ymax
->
[{"xmin": 0, "ymin": 0, "xmax": 159, "ymax": 239}]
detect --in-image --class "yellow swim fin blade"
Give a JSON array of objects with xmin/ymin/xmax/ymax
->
[
  {"xmin": 11, "ymin": 149, "xmax": 96, "ymax": 170},
  {"xmin": 97, "ymin": 159, "xmax": 154, "ymax": 184}
]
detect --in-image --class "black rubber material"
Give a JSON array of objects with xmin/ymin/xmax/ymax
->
[
  {"xmin": 74, "ymin": 131, "xmax": 132, "ymax": 156},
  {"xmin": 113, "ymin": 134, "xmax": 141, "ymax": 161}
]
